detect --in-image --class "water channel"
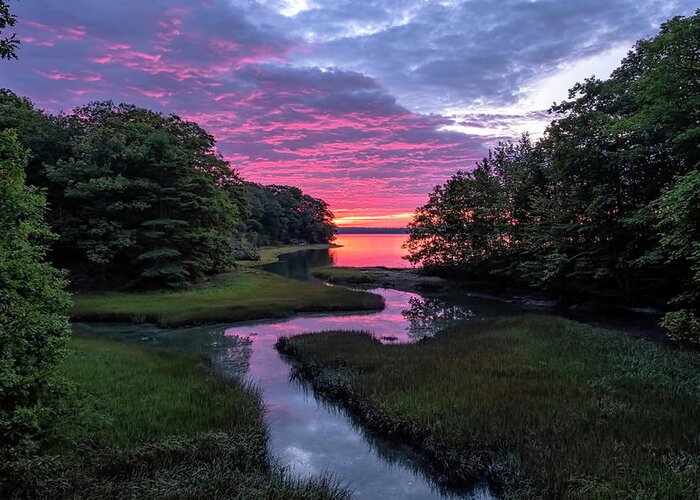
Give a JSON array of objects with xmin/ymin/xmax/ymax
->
[{"xmin": 76, "ymin": 234, "xmax": 552, "ymax": 498}]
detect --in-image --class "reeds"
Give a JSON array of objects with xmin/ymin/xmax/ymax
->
[{"xmin": 277, "ymin": 315, "xmax": 700, "ymax": 497}]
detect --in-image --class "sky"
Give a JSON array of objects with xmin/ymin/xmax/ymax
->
[{"xmin": 1, "ymin": 0, "xmax": 696, "ymax": 227}]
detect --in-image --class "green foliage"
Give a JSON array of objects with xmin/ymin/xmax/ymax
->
[
  {"xmin": 622, "ymin": 13, "xmax": 700, "ymax": 167},
  {"xmin": 0, "ymin": 130, "xmax": 71, "ymax": 458},
  {"xmin": 46, "ymin": 102, "xmax": 239, "ymax": 288},
  {"xmin": 406, "ymin": 11, "xmax": 700, "ymax": 320},
  {"xmin": 0, "ymin": 90, "xmax": 338, "ymax": 290},
  {"xmin": 238, "ymin": 182, "xmax": 336, "ymax": 246},
  {"xmin": 0, "ymin": 0, "xmax": 19, "ymax": 60},
  {"xmin": 6, "ymin": 432, "xmax": 348, "ymax": 499},
  {"xmin": 661, "ymin": 310, "xmax": 700, "ymax": 343},
  {"xmin": 278, "ymin": 316, "xmax": 700, "ymax": 497},
  {"xmin": 0, "ymin": 90, "xmax": 73, "ymax": 187},
  {"xmin": 655, "ymin": 170, "xmax": 700, "ymax": 293},
  {"xmin": 405, "ymin": 161, "xmax": 508, "ymax": 272},
  {"xmin": 53, "ymin": 333, "xmax": 265, "ymax": 449}
]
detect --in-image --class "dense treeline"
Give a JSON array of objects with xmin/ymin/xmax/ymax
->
[
  {"xmin": 406, "ymin": 12, "xmax": 700, "ymax": 341},
  {"xmin": 0, "ymin": 92, "xmax": 336, "ymax": 289},
  {"xmin": 236, "ymin": 182, "xmax": 335, "ymax": 248}
]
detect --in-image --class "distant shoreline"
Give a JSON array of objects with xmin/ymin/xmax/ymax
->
[{"xmin": 336, "ymin": 227, "xmax": 408, "ymax": 234}]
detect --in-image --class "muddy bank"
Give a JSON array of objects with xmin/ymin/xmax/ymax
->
[{"xmin": 311, "ymin": 266, "xmax": 449, "ymax": 294}]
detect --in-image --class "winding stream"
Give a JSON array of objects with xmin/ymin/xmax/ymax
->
[{"xmin": 79, "ymin": 235, "xmax": 535, "ymax": 498}]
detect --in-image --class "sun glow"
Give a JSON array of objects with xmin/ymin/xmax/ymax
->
[{"xmin": 334, "ymin": 212, "xmax": 414, "ymax": 228}]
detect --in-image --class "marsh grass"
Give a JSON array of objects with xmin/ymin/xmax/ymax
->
[
  {"xmin": 51, "ymin": 332, "xmax": 264, "ymax": 449},
  {"xmin": 311, "ymin": 266, "xmax": 390, "ymax": 285},
  {"xmin": 277, "ymin": 316, "xmax": 700, "ymax": 498},
  {"xmin": 72, "ymin": 269, "xmax": 383, "ymax": 327},
  {"xmin": 3, "ymin": 333, "xmax": 347, "ymax": 499}
]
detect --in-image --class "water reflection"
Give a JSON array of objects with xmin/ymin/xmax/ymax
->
[
  {"xmin": 215, "ymin": 288, "xmax": 521, "ymax": 498},
  {"xmin": 219, "ymin": 290, "xmax": 486, "ymax": 498},
  {"xmin": 330, "ymin": 234, "xmax": 411, "ymax": 268},
  {"xmin": 403, "ymin": 296, "xmax": 477, "ymax": 339},
  {"xmin": 291, "ymin": 377, "xmax": 492, "ymax": 499},
  {"xmin": 74, "ymin": 233, "xmax": 545, "ymax": 499},
  {"xmin": 212, "ymin": 334, "xmax": 253, "ymax": 379},
  {"xmin": 261, "ymin": 234, "xmax": 413, "ymax": 276},
  {"xmin": 261, "ymin": 248, "xmax": 333, "ymax": 281}
]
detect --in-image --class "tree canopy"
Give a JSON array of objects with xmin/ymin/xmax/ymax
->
[
  {"xmin": 406, "ymin": 11, "xmax": 700, "ymax": 340},
  {"xmin": 45, "ymin": 102, "xmax": 240, "ymax": 288},
  {"xmin": 0, "ymin": 0, "xmax": 19, "ymax": 59},
  {"xmin": 0, "ymin": 92, "xmax": 338, "ymax": 289}
]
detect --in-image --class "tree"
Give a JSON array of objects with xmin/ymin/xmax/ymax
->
[
  {"xmin": 47, "ymin": 102, "xmax": 239, "ymax": 288},
  {"xmin": 240, "ymin": 182, "xmax": 336, "ymax": 246},
  {"xmin": 0, "ymin": 130, "xmax": 71, "ymax": 457},
  {"xmin": 0, "ymin": 0, "xmax": 19, "ymax": 60},
  {"xmin": 656, "ymin": 170, "xmax": 700, "ymax": 342},
  {"xmin": 621, "ymin": 12, "xmax": 700, "ymax": 171},
  {"xmin": 405, "ymin": 163, "xmax": 507, "ymax": 276},
  {"xmin": 404, "ymin": 10, "xmax": 700, "ymax": 319},
  {"xmin": 0, "ymin": 89, "xmax": 74, "ymax": 187}
]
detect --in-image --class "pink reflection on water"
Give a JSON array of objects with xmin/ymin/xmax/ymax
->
[
  {"xmin": 223, "ymin": 288, "xmax": 417, "ymax": 380},
  {"xmin": 225, "ymin": 288, "xmax": 413, "ymax": 340},
  {"xmin": 331, "ymin": 234, "xmax": 411, "ymax": 268}
]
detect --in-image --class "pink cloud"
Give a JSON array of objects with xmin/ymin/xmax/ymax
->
[{"xmin": 8, "ymin": 2, "xmax": 493, "ymax": 226}]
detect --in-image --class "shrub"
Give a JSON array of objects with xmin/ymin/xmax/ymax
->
[{"xmin": 661, "ymin": 309, "xmax": 700, "ymax": 343}]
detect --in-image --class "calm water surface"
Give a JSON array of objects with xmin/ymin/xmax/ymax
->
[
  {"xmin": 261, "ymin": 233, "xmax": 411, "ymax": 279},
  {"xmin": 331, "ymin": 234, "xmax": 411, "ymax": 268},
  {"xmin": 80, "ymin": 235, "xmax": 523, "ymax": 499}
]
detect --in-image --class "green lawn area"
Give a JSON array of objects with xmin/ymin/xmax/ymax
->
[
  {"xmin": 11, "ymin": 333, "xmax": 346, "ymax": 499},
  {"xmin": 277, "ymin": 316, "xmax": 700, "ymax": 498},
  {"xmin": 72, "ymin": 268, "xmax": 383, "ymax": 327}
]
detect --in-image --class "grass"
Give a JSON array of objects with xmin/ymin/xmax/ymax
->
[
  {"xmin": 72, "ymin": 268, "xmax": 383, "ymax": 327},
  {"xmin": 239, "ymin": 244, "xmax": 336, "ymax": 267},
  {"xmin": 312, "ymin": 266, "xmax": 390, "ymax": 285},
  {"xmin": 276, "ymin": 315, "xmax": 700, "ymax": 498},
  {"xmin": 3, "ymin": 332, "xmax": 347, "ymax": 499},
  {"xmin": 53, "ymin": 333, "xmax": 263, "ymax": 449}
]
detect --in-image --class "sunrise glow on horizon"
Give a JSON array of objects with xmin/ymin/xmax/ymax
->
[
  {"xmin": 333, "ymin": 211, "xmax": 414, "ymax": 228},
  {"xmin": 2, "ymin": 0, "xmax": 696, "ymax": 226}
]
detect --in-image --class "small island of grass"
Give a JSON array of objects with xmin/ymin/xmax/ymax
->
[
  {"xmin": 311, "ymin": 265, "xmax": 391, "ymax": 285},
  {"xmin": 72, "ymin": 268, "xmax": 384, "ymax": 327},
  {"xmin": 311, "ymin": 265, "xmax": 448, "ymax": 293},
  {"xmin": 277, "ymin": 315, "xmax": 700, "ymax": 498}
]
